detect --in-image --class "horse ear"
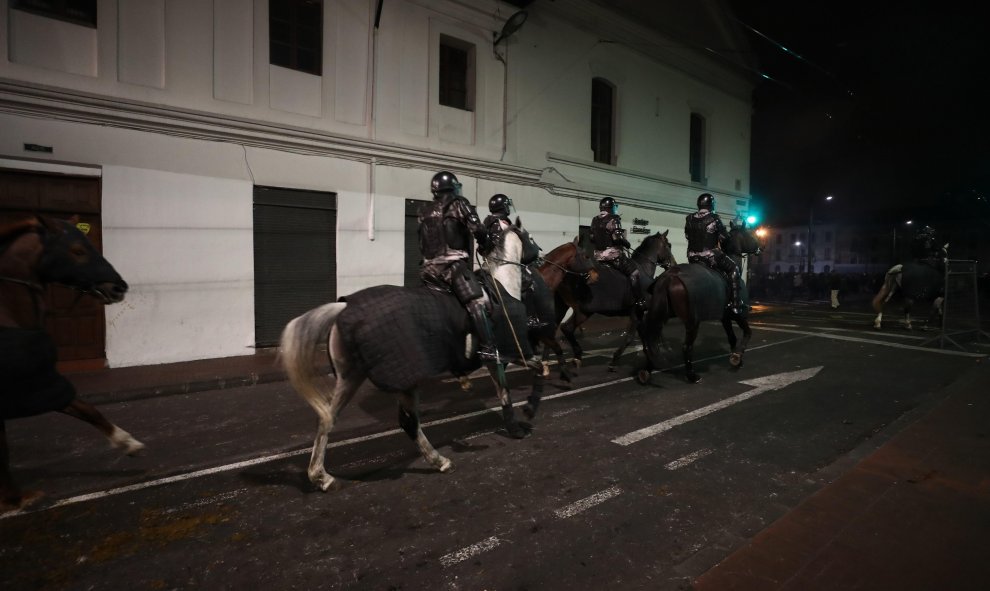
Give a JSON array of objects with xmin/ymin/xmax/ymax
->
[
  {"xmin": 515, "ymin": 215, "xmax": 522, "ymax": 228},
  {"xmin": 662, "ymin": 229, "xmax": 669, "ymax": 237},
  {"xmin": 572, "ymin": 236, "xmax": 580, "ymax": 246}
]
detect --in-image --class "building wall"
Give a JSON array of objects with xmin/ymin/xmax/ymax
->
[{"xmin": 0, "ymin": 0, "xmax": 754, "ymax": 366}]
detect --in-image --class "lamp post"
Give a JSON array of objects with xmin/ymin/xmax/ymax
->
[{"xmin": 807, "ymin": 195, "xmax": 833, "ymax": 274}]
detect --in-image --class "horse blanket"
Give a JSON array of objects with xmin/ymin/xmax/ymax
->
[
  {"xmin": 1, "ymin": 327, "xmax": 76, "ymax": 419},
  {"xmin": 336, "ymin": 279, "xmax": 532, "ymax": 393}
]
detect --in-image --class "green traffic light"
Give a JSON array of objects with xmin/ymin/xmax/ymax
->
[{"xmin": 746, "ymin": 215, "xmax": 758, "ymax": 226}]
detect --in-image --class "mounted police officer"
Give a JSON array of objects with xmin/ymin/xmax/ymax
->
[
  {"xmin": 590, "ymin": 196, "xmax": 646, "ymax": 310},
  {"xmin": 685, "ymin": 192, "xmax": 743, "ymax": 315},
  {"xmin": 484, "ymin": 193, "xmax": 546, "ymax": 325},
  {"xmin": 418, "ymin": 171, "xmax": 499, "ymax": 361},
  {"xmin": 910, "ymin": 225, "xmax": 946, "ymax": 271}
]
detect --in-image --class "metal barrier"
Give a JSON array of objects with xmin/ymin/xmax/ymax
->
[{"xmin": 920, "ymin": 259, "xmax": 989, "ymax": 351}]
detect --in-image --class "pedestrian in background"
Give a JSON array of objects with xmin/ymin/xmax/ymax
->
[{"xmin": 828, "ymin": 270, "xmax": 841, "ymax": 309}]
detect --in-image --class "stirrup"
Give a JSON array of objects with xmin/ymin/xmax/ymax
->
[{"xmin": 477, "ymin": 345, "xmax": 499, "ymax": 362}]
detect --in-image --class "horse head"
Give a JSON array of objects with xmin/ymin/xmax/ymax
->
[
  {"xmin": 633, "ymin": 230, "xmax": 677, "ymax": 269},
  {"xmin": 36, "ymin": 216, "xmax": 128, "ymax": 303},
  {"xmin": 724, "ymin": 222, "xmax": 761, "ymax": 258},
  {"xmin": 539, "ymin": 238, "xmax": 598, "ymax": 285},
  {"xmin": 513, "ymin": 216, "xmax": 541, "ymax": 265}
]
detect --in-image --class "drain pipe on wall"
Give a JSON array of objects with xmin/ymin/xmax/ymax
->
[{"xmin": 368, "ymin": 156, "xmax": 376, "ymax": 241}]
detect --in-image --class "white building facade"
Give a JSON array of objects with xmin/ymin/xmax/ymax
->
[{"xmin": 0, "ymin": 0, "xmax": 755, "ymax": 367}]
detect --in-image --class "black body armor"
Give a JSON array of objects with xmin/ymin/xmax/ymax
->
[
  {"xmin": 590, "ymin": 212, "xmax": 630, "ymax": 251},
  {"xmin": 418, "ymin": 194, "xmax": 487, "ymax": 260},
  {"xmin": 685, "ymin": 210, "xmax": 728, "ymax": 254}
]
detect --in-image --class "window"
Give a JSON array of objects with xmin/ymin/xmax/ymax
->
[
  {"xmin": 591, "ymin": 78, "xmax": 615, "ymax": 164},
  {"xmin": 824, "ymin": 247, "xmax": 832, "ymax": 259},
  {"xmin": 689, "ymin": 113, "xmax": 706, "ymax": 183},
  {"xmin": 270, "ymin": 0, "xmax": 323, "ymax": 76},
  {"xmin": 439, "ymin": 35, "xmax": 475, "ymax": 111},
  {"xmin": 12, "ymin": 0, "xmax": 96, "ymax": 27}
]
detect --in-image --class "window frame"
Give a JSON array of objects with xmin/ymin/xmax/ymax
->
[
  {"xmin": 591, "ymin": 77, "xmax": 616, "ymax": 165},
  {"xmin": 438, "ymin": 34, "xmax": 476, "ymax": 112},
  {"xmin": 12, "ymin": 0, "xmax": 97, "ymax": 28},
  {"xmin": 269, "ymin": 0, "xmax": 324, "ymax": 76},
  {"xmin": 689, "ymin": 112, "xmax": 706, "ymax": 183}
]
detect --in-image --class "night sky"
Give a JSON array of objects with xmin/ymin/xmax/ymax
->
[{"xmin": 727, "ymin": 1, "xmax": 990, "ymax": 226}]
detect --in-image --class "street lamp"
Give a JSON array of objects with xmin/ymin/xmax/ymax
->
[{"xmin": 807, "ymin": 195, "xmax": 834, "ymax": 273}]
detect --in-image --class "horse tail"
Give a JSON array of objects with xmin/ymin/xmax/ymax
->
[
  {"xmin": 871, "ymin": 266, "xmax": 900, "ymax": 312},
  {"xmin": 280, "ymin": 302, "xmax": 347, "ymax": 422}
]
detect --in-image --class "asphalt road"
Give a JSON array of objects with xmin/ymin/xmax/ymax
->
[{"xmin": 2, "ymin": 303, "xmax": 986, "ymax": 590}]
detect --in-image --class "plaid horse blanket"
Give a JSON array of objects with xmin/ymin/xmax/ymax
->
[{"xmin": 336, "ymin": 278, "xmax": 532, "ymax": 393}]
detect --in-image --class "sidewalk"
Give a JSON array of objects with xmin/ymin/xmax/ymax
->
[
  {"xmin": 67, "ymin": 315, "xmax": 636, "ymax": 405},
  {"xmin": 694, "ymin": 358, "xmax": 990, "ymax": 591}
]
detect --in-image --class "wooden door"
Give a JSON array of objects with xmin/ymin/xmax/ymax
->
[{"xmin": 0, "ymin": 170, "xmax": 107, "ymax": 371}]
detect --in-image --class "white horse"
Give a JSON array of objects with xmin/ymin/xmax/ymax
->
[{"xmin": 280, "ymin": 226, "xmax": 539, "ymax": 492}]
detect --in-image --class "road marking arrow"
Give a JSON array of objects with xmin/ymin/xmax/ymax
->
[{"xmin": 611, "ymin": 366, "xmax": 823, "ymax": 446}]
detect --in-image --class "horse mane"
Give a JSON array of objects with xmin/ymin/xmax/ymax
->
[{"xmin": 0, "ymin": 217, "xmax": 42, "ymax": 248}]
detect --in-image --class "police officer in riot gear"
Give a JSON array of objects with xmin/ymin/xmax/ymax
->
[
  {"xmin": 418, "ymin": 171, "xmax": 500, "ymax": 361},
  {"xmin": 591, "ymin": 197, "xmax": 646, "ymax": 310},
  {"xmin": 685, "ymin": 192, "xmax": 743, "ymax": 315},
  {"xmin": 484, "ymin": 193, "xmax": 542, "ymax": 312}
]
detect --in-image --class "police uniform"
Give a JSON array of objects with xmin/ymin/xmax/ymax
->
[{"xmin": 685, "ymin": 193, "xmax": 743, "ymax": 314}]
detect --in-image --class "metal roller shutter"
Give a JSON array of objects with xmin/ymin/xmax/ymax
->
[
  {"xmin": 253, "ymin": 186, "xmax": 336, "ymax": 347},
  {"xmin": 404, "ymin": 199, "xmax": 429, "ymax": 287}
]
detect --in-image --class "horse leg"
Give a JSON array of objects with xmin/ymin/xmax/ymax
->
[
  {"xmin": 683, "ymin": 321, "xmax": 701, "ymax": 383},
  {"xmin": 487, "ymin": 367, "xmax": 531, "ymax": 439},
  {"xmin": 60, "ymin": 398, "xmax": 145, "ymax": 455},
  {"xmin": 722, "ymin": 317, "xmax": 741, "ymax": 367},
  {"xmin": 1, "ymin": 421, "xmax": 44, "ymax": 513},
  {"xmin": 609, "ymin": 315, "xmax": 638, "ymax": 372},
  {"xmin": 541, "ymin": 334, "xmax": 572, "ymax": 383},
  {"xmin": 523, "ymin": 371, "xmax": 544, "ymax": 420},
  {"xmin": 303, "ymin": 327, "xmax": 363, "ymax": 491},
  {"xmin": 560, "ymin": 309, "xmax": 588, "ymax": 369},
  {"xmin": 397, "ymin": 389, "xmax": 452, "ymax": 473},
  {"xmin": 731, "ymin": 317, "xmax": 753, "ymax": 368},
  {"xmin": 873, "ymin": 309, "xmax": 884, "ymax": 330}
]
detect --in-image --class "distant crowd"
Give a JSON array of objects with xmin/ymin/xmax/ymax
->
[{"xmin": 747, "ymin": 270, "xmax": 886, "ymax": 303}]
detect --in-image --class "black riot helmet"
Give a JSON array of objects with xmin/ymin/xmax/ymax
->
[
  {"xmin": 430, "ymin": 171, "xmax": 461, "ymax": 198},
  {"xmin": 697, "ymin": 193, "xmax": 715, "ymax": 211},
  {"xmin": 489, "ymin": 194, "xmax": 512, "ymax": 217},
  {"xmin": 599, "ymin": 197, "xmax": 618, "ymax": 214}
]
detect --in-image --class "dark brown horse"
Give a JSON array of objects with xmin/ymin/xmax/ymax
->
[
  {"xmin": 533, "ymin": 238, "xmax": 598, "ymax": 381},
  {"xmin": 554, "ymin": 231, "xmax": 676, "ymax": 371},
  {"xmin": 642, "ymin": 223, "xmax": 761, "ymax": 383},
  {"xmin": 1, "ymin": 216, "xmax": 142, "ymax": 514}
]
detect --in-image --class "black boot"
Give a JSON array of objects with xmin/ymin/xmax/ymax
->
[
  {"xmin": 468, "ymin": 300, "xmax": 499, "ymax": 362},
  {"xmin": 728, "ymin": 273, "xmax": 742, "ymax": 315}
]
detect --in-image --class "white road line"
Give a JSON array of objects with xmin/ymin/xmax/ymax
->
[
  {"xmin": 612, "ymin": 367, "xmax": 823, "ymax": 446},
  {"xmin": 664, "ymin": 449, "xmax": 713, "ymax": 470},
  {"xmin": 1, "ymin": 334, "xmax": 812, "ymax": 520},
  {"xmin": 553, "ymin": 486, "xmax": 623, "ymax": 519},
  {"xmin": 164, "ymin": 488, "xmax": 247, "ymax": 514},
  {"xmin": 752, "ymin": 321, "xmax": 925, "ymax": 341},
  {"xmin": 755, "ymin": 325, "xmax": 986, "ymax": 357},
  {"xmin": 439, "ymin": 536, "xmax": 502, "ymax": 568}
]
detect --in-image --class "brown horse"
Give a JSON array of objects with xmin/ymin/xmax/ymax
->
[
  {"xmin": 1, "ymin": 216, "xmax": 143, "ymax": 514},
  {"xmin": 533, "ymin": 238, "xmax": 598, "ymax": 381},
  {"xmin": 554, "ymin": 231, "xmax": 676, "ymax": 371}
]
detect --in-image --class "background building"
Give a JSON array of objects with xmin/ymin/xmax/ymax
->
[{"xmin": 0, "ymin": 0, "xmax": 755, "ymax": 368}]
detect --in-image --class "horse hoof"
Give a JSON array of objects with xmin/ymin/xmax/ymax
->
[
  {"xmin": 607, "ymin": 364, "xmax": 617, "ymax": 372},
  {"xmin": 729, "ymin": 352, "xmax": 742, "ymax": 367},
  {"xmin": 312, "ymin": 473, "xmax": 336, "ymax": 492},
  {"xmin": 541, "ymin": 363, "xmax": 551, "ymax": 378},
  {"xmin": 636, "ymin": 369, "xmax": 651, "ymax": 385},
  {"xmin": 559, "ymin": 371, "xmax": 572, "ymax": 383},
  {"xmin": 506, "ymin": 422, "xmax": 532, "ymax": 439},
  {"xmin": 572, "ymin": 358, "xmax": 582, "ymax": 370},
  {"xmin": 459, "ymin": 376, "xmax": 473, "ymax": 392},
  {"xmin": 686, "ymin": 373, "xmax": 702, "ymax": 384},
  {"xmin": 438, "ymin": 456, "xmax": 453, "ymax": 473},
  {"xmin": 523, "ymin": 403, "xmax": 537, "ymax": 420}
]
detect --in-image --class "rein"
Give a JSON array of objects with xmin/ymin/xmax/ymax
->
[{"xmin": 539, "ymin": 256, "xmax": 592, "ymax": 280}]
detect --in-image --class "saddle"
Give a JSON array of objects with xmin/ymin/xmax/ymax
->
[{"xmin": 669, "ymin": 263, "xmax": 748, "ymax": 319}]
